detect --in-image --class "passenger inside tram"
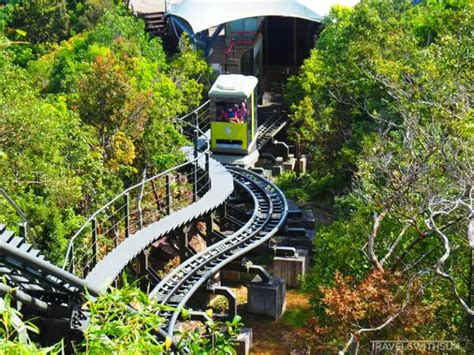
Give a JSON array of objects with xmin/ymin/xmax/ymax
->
[{"xmin": 216, "ymin": 100, "xmax": 248, "ymax": 123}]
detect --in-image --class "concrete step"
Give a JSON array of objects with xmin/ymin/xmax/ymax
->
[
  {"xmin": 287, "ymin": 208, "xmax": 303, "ymax": 219},
  {"xmin": 286, "ymin": 227, "xmax": 307, "ymax": 237}
]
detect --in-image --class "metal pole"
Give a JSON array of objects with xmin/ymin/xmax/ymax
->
[
  {"xmin": 125, "ymin": 193, "xmax": 130, "ymax": 239},
  {"xmin": 469, "ymin": 248, "xmax": 473, "ymax": 333},
  {"xmin": 194, "ymin": 129, "xmax": 199, "ymax": 159},
  {"xmin": 19, "ymin": 222, "xmax": 27, "ymax": 240},
  {"xmin": 193, "ymin": 129, "xmax": 199, "ymax": 202},
  {"xmin": 166, "ymin": 174, "xmax": 172, "ymax": 215},
  {"xmin": 205, "ymin": 151, "xmax": 210, "ymax": 190},
  {"xmin": 70, "ymin": 252, "xmax": 75, "ymax": 274},
  {"xmin": 91, "ymin": 219, "xmax": 98, "ymax": 267}
]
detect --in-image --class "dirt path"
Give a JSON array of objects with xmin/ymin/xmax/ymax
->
[
  {"xmin": 212, "ymin": 287, "xmax": 334, "ymax": 354},
  {"xmin": 243, "ymin": 290, "xmax": 311, "ymax": 354}
]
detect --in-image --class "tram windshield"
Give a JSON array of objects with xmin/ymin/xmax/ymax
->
[{"xmin": 213, "ymin": 98, "xmax": 250, "ymax": 124}]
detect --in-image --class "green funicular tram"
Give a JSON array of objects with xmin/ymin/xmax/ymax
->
[{"xmin": 209, "ymin": 74, "xmax": 259, "ymax": 166}]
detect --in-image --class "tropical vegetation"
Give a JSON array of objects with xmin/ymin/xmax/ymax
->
[
  {"xmin": 285, "ymin": 0, "xmax": 473, "ymax": 351},
  {"xmin": 0, "ymin": 0, "xmax": 472, "ymax": 353}
]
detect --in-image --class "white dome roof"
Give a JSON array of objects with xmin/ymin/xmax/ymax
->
[{"xmin": 168, "ymin": 0, "xmax": 359, "ymax": 33}]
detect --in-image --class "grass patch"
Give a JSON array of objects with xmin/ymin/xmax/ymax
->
[{"xmin": 281, "ymin": 307, "xmax": 311, "ymax": 328}]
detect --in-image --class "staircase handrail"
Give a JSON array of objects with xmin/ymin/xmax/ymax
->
[
  {"xmin": 63, "ymin": 102, "xmax": 211, "ymax": 273},
  {"xmin": 0, "ymin": 188, "xmax": 38, "ymax": 248}
]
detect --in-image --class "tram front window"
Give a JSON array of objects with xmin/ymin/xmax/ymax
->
[{"xmin": 215, "ymin": 99, "xmax": 249, "ymax": 123}]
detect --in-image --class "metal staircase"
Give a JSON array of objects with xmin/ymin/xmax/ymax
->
[
  {"xmin": 257, "ymin": 108, "xmax": 287, "ymax": 150},
  {"xmin": 137, "ymin": 11, "xmax": 176, "ymax": 54},
  {"xmin": 0, "ymin": 223, "xmax": 87, "ymax": 320}
]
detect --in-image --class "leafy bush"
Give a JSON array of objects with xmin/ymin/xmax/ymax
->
[{"xmin": 0, "ymin": 283, "xmax": 241, "ymax": 354}]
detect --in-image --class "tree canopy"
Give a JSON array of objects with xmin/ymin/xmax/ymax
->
[
  {"xmin": 0, "ymin": 3, "xmax": 211, "ymax": 263},
  {"xmin": 286, "ymin": 0, "xmax": 473, "ymax": 351}
]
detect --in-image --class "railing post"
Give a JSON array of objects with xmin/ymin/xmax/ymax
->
[
  {"xmin": 194, "ymin": 129, "xmax": 199, "ymax": 159},
  {"xmin": 193, "ymin": 129, "xmax": 199, "ymax": 202},
  {"xmin": 70, "ymin": 252, "xmax": 75, "ymax": 274},
  {"xmin": 206, "ymin": 151, "xmax": 210, "ymax": 189},
  {"xmin": 19, "ymin": 222, "xmax": 27, "ymax": 240},
  {"xmin": 195, "ymin": 111, "xmax": 199, "ymax": 131},
  {"xmin": 125, "ymin": 193, "xmax": 130, "ymax": 239},
  {"xmin": 91, "ymin": 219, "xmax": 98, "ymax": 268},
  {"xmin": 166, "ymin": 174, "xmax": 172, "ymax": 215}
]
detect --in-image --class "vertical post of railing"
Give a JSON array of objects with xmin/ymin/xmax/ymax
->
[
  {"xmin": 91, "ymin": 219, "xmax": 98, "ymax": 268},
  {"xmin": 195, "ymin": 111, "xmax": 200, "ymax": 131},
  {"xmin": 125, "ymin": 193, "xmax": 130, "ymax": 239},
  {"xmin": 193, "ymin": 129, "xmax": 199, "ymax": 202},
  {"xmin": 166, "ymin": 174, "xmax": 172, "ymax": 215},
  {"xmin": 194, "ymin": 129, "xmax": 199, "ymax": 157},
  {"xmin": 19, "ymin": 222, "xmax": 27, "ymax": 240},
  {"xmin": 70, "ymin": 252, "xmax": 75, "ymax": 274},
  {"xmin": 205, "ymin": 151, "xmax": 210, "ymax": 190}
]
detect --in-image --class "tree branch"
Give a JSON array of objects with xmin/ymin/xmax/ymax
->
[
  {"xmin": 368, "ymin": 210, "xmax": 387, "ymax": 272},
  {"xmin": 338, "ymin": 272, "xmax": 423, "ymax": 354}
]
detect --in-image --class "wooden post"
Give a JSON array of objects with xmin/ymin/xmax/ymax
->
[{"xmin": 138, "ymin": 251, "xmax": 149, "ymax": 291}]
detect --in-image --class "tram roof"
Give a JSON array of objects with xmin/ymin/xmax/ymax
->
[
  {"xmin": 209, "ymin": 75, "xmax": 258, "ymax": 99},
  {"xmin": 167, "ymin": 0, "xmax": 359, "ymax": 33}
]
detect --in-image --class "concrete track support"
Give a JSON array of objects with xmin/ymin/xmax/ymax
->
[
  {"xmin": 208, "ymin": 285, "xmax": 237, "ymax": 320},
  {"xmin": 243, "ymin": 263, "xmax": 286, "ymax": 320}
]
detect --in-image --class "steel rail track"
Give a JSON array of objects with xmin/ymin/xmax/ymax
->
[{"xmin": 149, "ymin": 166, "xmax": 288, "ymax": 338}]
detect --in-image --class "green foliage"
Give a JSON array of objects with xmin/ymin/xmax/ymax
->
[
  {"xmin": 0, "ymin": 45, "xmax": 105, "ymax": 261},
  {"xmin": 75, "ymin": 53, "xmax": 152, "ymax": 171},
  {"xmin": 286, "ymin": 0, "xmax": 472, "ymax": 194},
  {"xmin": 0, "ymin": 0, "xmax": 118, "ymax": 43},
  {"xmin": 0, "ymin": 292, "xmax": 63, "ymax": 353},
  {"xmin": 0, "ymin": 0, "xmax": 118, "ymax": 65},
  {"xmin": 0, "ymin": 283, "xmax": 240, "ymax": 353},
  {"xmin": 177, "ymin": 314, "xmax": 243, "ymax": 354},
  {"xmin": 0, "ymin": 4, "xmax": 212, "ymax": 263},
  {"xmin": 83, "ymin": 284, "xmax": 167, "ymax": 353},
  {"xmin": 2, "ymin": 0, "xmax": 71, "ymax": 44},
  {"xmin": 287, "ymin": 0, "xmax": 473, "ymax": 348}
]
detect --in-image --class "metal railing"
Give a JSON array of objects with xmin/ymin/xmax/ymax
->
[
  {"xmin": 229, "ymin": 31, "xmax": 258, "ymax": 47},
  {"xmin": 63, "ymin": 102, "xmax": 212, "ymax": 278},
  {"xmin": 0, "ymin": 188, "xmax": 38, "ymax": 248}
]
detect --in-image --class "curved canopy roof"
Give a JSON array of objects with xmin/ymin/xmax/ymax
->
[
  {"xmin": 167, "ymin": 0, "xmax": 359, "ymax": 34},
  {"xmin": 209, "ymin": 75, "xmax": 258, "ymax": 99}
]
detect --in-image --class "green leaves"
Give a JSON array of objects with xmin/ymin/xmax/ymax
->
[
  {"xmin": 83, "ymin": 285, "xmax": 167, "ymax": 353},
  {"xmin": 287, "ymin": 0, "xmax": 474, "ymax": 348},
  {"xmin": 0, "ymin": 2, "xmax": 212, "ymax": 263}
]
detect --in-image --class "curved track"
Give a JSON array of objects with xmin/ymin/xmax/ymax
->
[{"xmin": 149, "ymin": 166, "xmax": 288, "ymax": 336}]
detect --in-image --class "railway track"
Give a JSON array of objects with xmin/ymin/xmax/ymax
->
[
  {"xmin": 149, "ymin": 166, "xmax": 288, "ymax": 337},
  {"xmin": 257, "ymin": 107, "xmax": 287, "ymax": 150}
]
